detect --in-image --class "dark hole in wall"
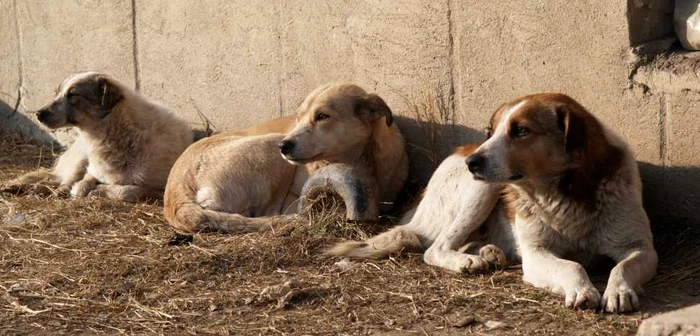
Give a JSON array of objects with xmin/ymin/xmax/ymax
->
[{"xmin": 627, "ymin": 0, "xmax": 675, "ymax": 46}]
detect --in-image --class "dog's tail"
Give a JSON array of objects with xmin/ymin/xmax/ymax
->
[
  {"xmin": 1, "ymin": 169, "xmax": 59, "ymax": 195},
  {"xmin": 326, "ymin": 226, "xmax": 423, "ymax": 259}
]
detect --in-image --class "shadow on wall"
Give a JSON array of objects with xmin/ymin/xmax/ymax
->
[
  {"xmin": 0, "ymin": 99, "xmax": 56, "ymax": 146},
  {"xmin": 639, "ymin": 162, "xmax": 700, "ymax": 310},
  {"xmin": 639, "ymin": 162, "xmax": 700, "ymax": 242},
  {"xmin": 393, "ymin": 115, "xmax": 483, "ymax": 208}
]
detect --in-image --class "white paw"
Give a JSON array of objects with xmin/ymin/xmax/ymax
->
[
  {"xmin": 564, "ymin": 284, "xmax": 600, "ymax": 310},
  {"xmin": 70, "ymin": 181, "xmax": 96, "ymax": 197},
  {"xmin": 479, "ymin": 244, "xmax": 507, "ymax": 268},
  {"xmin": 456, "ymin": 255, "xmax": 489, "ymax": 274},
  {"xmin": 601, "ymin": 284, "xmax": 639, "ymax": 313}
]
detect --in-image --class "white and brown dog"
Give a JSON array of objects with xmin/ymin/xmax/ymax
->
[
  {"xmin": 164, "ymin": 83, "xmax": 408, "ymax": 233},
  {"xmin": 1, "ymin": 72, "xmax": 193, "ymax": 201},
  {"xmin": 330, "ymin": 93, "xmax": 658, "ymax": 313}
]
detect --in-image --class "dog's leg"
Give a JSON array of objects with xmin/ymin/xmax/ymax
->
[
  {"xmin": 601, "ymin": 246, "xmax": 657, "ymax": 313},
  {"xmin": 53, "ymin": 138, "xmax": 89, "ymax": 194},
  {"xmin": 423, "ymin": 206, "xmax": 503, "ymax": 274},
  {"xmin": 88, "ymin": 184, "xmax": 164, "ymax": 202},
  {"xmin": 70, "ymin": 174, "xmax": 98, "ymax": 197},
  {"xmin": 516, "ymin": 218, "xmax": 600, "ymax": 309},
  {"xmin": 424, "ymin": 242, "xmax": 490, "ymax": 274},
  {"xmin": 458, "ymin": 242, "xmax": 508, "ymax": 268},
  {"xmin": 520, "ymin": 247, "xmax": 600, "ymax": 309}
]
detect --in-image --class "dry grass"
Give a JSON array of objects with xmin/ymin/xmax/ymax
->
[{"xmin": 1, "ymin": 131, "xmax": 699, "ymax": 335}]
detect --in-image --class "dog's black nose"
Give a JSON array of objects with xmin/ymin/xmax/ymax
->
[
  {"xmin": 36, "ymin": 109, "xmax": 50, "ymax": 122},
  {"xmin": 278, "ymin": 140, "xmax": 295, "ymax": 155},
  {"xmin": 466, "ymin": 154, "xmax": 485, "ymax": 174}
]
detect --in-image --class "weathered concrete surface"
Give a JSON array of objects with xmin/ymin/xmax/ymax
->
[
  {"xmin": 0, "ymin": 1, "xmax": 54, "ymax": 144},
  {"xmin": 136, "ymin": 0, "xmax": 283, "ymax": 131},
  {"xmin": 0, "ymin": 0, "xmax": 699, "ymax": 227},
  {"xmin": 277, "ymin": 1, "xmax": 452, "ymax": 119},
  {"xmin": 637, "ymin": 304, "xmax": 700, "ymax": 336},
  {"xmin": 452, "ymin": 0, "xmax": 661, "ymax": 162},
  {"xmin": 0, "ymin": 0, "xmax": 20, "ymax": 112},
  {"xmin": 14, "ymin": 0, "xmax": 134, "ymax": 144}
]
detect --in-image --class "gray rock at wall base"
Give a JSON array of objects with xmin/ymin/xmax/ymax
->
[{"xmin": 637, "ymin": 304, "xmax": 700, "ymax": 336}]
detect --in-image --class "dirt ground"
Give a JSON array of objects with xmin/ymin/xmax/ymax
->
[{"xmin": 1, "ymin": 133, "xmax": 699, "ymax": 336}]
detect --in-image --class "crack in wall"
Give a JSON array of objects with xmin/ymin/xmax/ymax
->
[
  {"xmin": 12, "ymin": 0, "xmax": 24, "ymax": 115},
  {"xmin": 131, "ymin": 0, "xmax": 141, "ymax": 92},
  {"xmin": 446, "ymin": 0, "xmax": 456, "ymax": 124},
  {"xmin": 658, "ymin": 93, "xmax": 667, "ymax": 166},
  {"xmin": 275, "ymin": 2, "xmax": 284, "ymax": 117}
]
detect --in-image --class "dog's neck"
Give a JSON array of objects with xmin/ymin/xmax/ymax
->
[
  {"xmin": 306, "ymin": 138, "xmax": 376, "ymax": 176},
  {"xmin": 77, "ymin": 105, "xmax": 141, "ymax": 151}
]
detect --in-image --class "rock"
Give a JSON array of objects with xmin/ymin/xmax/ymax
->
[
  {"xmin": 452, "ymin": 316, "xmax": 478, "ymax": 328},
  {"xmin": 484, "ymin": 320, "xmax": 508, "ymax": 331},
  {"xmin": 637, "ymin": 304, "xmax": 700, "ymax": 336}
]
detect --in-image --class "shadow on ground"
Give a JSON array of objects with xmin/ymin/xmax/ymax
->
[
  {"xmin": 638, "ymin": 162, "xmax": 700, "ymax": 313},
  {"xmin": 0, "ymin": 115, "xmax": 699, "ymax": 334}
]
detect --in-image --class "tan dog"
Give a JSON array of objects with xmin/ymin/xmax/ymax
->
[
  {"xmin": 331, "ymin": 93, "xmax": 657, "ymax": 314},
  {"xmin": 1, "ymin": 72, "xmax": 193, "ymax": 201},
  {"xmin": 164, "ymin": 83, "xmax": 408, "ymax": 233}
]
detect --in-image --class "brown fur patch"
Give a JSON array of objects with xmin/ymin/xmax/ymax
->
[
  {"xmin": 453, "ymin": 143, "xmax": 482, "ymax": 157},
  {"xmin": 489, "ymin": 93, "xmax": 624, "ymax": 207}
]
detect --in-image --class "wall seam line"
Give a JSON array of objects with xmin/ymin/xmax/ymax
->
[
  {"xmin": 12, "ymin": 0, "xmax": 24, "ymax": 115},
  {"xmin": 276, "ymin": 3, "xmax": 284, "ymax": 117},
  {"xmin": 446, "ymin": 0, "xmax": 456, "ymax": 124},
  {"xmin": 659, "ymin": 94, "xmax": 667, "ymax": 166},
  {"xmin": 131, "ymin": 0, "xmax": 141, "ymax": 92}
]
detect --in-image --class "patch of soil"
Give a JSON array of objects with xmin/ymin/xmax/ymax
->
[{"xmin": 1, "ymin": 132, "xmax": 698, "ymax": 335}]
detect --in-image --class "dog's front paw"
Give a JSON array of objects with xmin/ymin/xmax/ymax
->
[
  {"xmin": 456, "ymin": 255, "xmax": 489, "ymax": 275},
  {"xmin": 601, "ymin": 284, "xmax": 639, "ymax": 313},
  {"xmin": 479, "ymin": 244, "xmax": 507, "ymax": 269},
  {"xmin": 70, "ymin": 180, "xmax": 96, "ymax": 197},
  {"xmin": 564, "ymin": 284, "xmax": 600, "ymax": 310}
]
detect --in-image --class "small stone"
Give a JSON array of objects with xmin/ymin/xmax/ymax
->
[
  {"xmin": 452, "ymin": 316, "xmax": 478, "ymax": 328},
  {"xmin": 485, "ymin": 320, "xmax": 508, "ymax": 330},
  {"xmin": 333, "ymin": 259, "xmax": 356, "ymax": 271},
  {"xmin": 46, "ymin": 319, "xmax": 62, "ymax": 327},
  {"xmin": 8, "ymin": 283, "xmax": 25, "ymax": 293}
]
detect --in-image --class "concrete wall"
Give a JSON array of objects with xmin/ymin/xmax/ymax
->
[{"xmin": 1, "ymin": 0, "xmax": 698, "ymax": 228}]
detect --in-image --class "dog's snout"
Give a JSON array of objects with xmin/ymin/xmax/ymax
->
[
  {"xmin": 36, "ymin": 109, "xmax": 50, "ymax": 122},
  {"xmin": 466, "ymin": 154, "xmax": 486, "ymax": 174},
  {"xmin": 278, "ymin": 140, "xmax": 295, "ymax": 155}
]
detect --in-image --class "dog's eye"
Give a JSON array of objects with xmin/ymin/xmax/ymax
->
[
  {"xmin": 485, "ymin": 126, "xmax": 494, "ymax": 139},
  {"xmin": 511, "ymin": 125, "xmax": 530, "ymax": 139},
  {"xmin": 67, "ymin": 93, "xmax": 79, "ymax": 106},
  {"xmin": 315, "ymin": 113, "xmax": 329, "ymax": 122}
]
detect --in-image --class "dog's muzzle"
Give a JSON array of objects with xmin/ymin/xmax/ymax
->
[
  {"xmin": 36, "ymin": 109, "xmax": 51, "ymax": 124},
  {"xmin": 466, "ymin": 154, "xmax": 485, "ymax": 174},
  {"xmin": 278, "ymin": 140, "xmax": 295, "ymax": 156}
]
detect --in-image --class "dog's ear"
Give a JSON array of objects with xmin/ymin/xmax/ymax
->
[
  {"xmin": 84, "ymin": 75, "xmax": 123, "ymax": 118},
  {"xmin": 96, "ymin": 76, "xmax": 123, "ymax": 111},
  {"xmin": 555, "ymin": 99, "xmax": 623, "ymax": 190},
  {"xmin": 555, "ymin": 104, "xmax": 586, "ymax": 153},
  {"xmin": 355, "ymin": 93, "xmax": 393, "ymax": 127}
]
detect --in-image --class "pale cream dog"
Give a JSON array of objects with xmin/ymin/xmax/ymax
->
[
  {"xmin": 1, "ymin": 72, "xmax": 193, "ymax": 201},
  {"xmin": 164, "ymin": 83, "xmax": 408, "ymax": 233},
  {"xmin": 331, "ymin": 93, "xmax": 657, "ymax": 314}
]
